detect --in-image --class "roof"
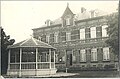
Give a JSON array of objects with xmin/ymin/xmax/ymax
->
[
  {"xmin": 8, "ymin": 37, "xmax": 56, "ymax": 49},
  {"xmin": 32, "ymin": 7, "xmax": 110, "ymax": 30},
  {"xmin": 62, "ymin": 5, "xmax": 74, "ymax": 18}
]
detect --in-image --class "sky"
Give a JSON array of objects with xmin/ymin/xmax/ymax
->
[{"xmin": 1, "ymin": 1, "xmax": 119, "ymax": 43}]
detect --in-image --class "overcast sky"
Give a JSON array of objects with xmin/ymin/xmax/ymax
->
[{"xmin": 1, "ymin": 1, "xmax": 119, "ymax": 43}]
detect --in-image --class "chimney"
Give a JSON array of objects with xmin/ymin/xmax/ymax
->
[
  {"xmin": 90, "ymin": 10, "xmax": 95, "ymax": 18},
  {"xmin": 81, "ymin": 7, "xmax": 86, "ymax": 13},
  {"xmin": 45, "ymin": 19, "xmax": 51, "ymax": 26}
]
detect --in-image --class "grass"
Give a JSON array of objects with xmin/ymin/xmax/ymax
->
[{"xmin": 58, "ymin": 71, "xmax": 119, "ymax": 78}]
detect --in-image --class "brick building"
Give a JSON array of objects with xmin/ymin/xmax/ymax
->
[{"xmin": 32, "ymin": 4, "xmax": 118, "ymax": 70}]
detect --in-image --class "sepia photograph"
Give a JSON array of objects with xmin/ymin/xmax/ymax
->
[{"xmin": 1, "ymin": 0, "xmax": 119, "ymax": 78}]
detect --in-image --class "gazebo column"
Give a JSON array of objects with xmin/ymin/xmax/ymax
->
[
  {"xmin": 46, "ymin": 53, "xmax": 47, "ymax": 62},
  {"xmin": 49, "ymin": 49, "xmax": 51, "ymax": 69},
  {"xmin": 19, "ymin": 48, "xmax": 22, "ymax": 77},
  {"xmin": 53, "ymin": 50, "xmax": 55, "ymax": 68},
  {"xmin": 8, "ymin": 49, "xmax": 10, "ymax": 75},
  {"xmin": 35, "ymin": 48, "xmax": 38, "ymax": 75}
]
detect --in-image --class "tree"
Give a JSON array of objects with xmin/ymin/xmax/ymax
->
[
  {"xmin": 105, "ymin": 12, "xmax": 118, "ymax": 55},
  {"xmin": 1, "ymin": 27, "xmax": 15, "ymax": 75}
]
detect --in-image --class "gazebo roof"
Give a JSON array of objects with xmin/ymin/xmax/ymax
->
[{"xmin": 8, "ymin": 37, "xmax": 56, "ymax": 49}]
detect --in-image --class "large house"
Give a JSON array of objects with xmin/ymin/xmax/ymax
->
[{"xmin": 32, "ymin": 4, "xmax": 118, "ymax": 70}]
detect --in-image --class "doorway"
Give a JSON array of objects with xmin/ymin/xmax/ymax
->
[{"xmin": 66, "ymin": 50, "xmax": 72, "ymax": 67}]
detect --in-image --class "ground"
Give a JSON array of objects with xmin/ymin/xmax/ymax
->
[
  {"xmin": 61, "ymin": 71, "xmax": 119, "ymax": 78},
  {"xmin": 4, "ymin": 70, "xmax": 119, "ymax": 78}
]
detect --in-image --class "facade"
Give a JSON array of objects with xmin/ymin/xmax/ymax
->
[
  {"xmin": 32, "ymin": 5, "xmax": 118, "ymax": 70},
  {"xmin": 7, "ymin": 37, "xmax": 57, "ymax": 76}
]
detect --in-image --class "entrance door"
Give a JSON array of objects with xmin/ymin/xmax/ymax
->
[{"xmin": 66, "ymin": 50, "xmax": 72, "ymax": 67}]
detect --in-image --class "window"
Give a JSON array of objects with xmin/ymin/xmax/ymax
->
[
  {"xmin": 80, "ymin": 28, "xmax": 85, "ymax": 40},
  {"xmin": 91, "ymin": 48, "xmax": 97, "ymax": 61},
  {"xmin": 60, "ymin": 32, "xmax": 66, "ymax": 42},
  {"xmin": 66, "ymin": 32, "xmax": 71, "ymax": 41},
  {"xmin": 71, "ymin": 30, "xmax": 80, "ymax": 40},
  {"xmin": 103, "ymin": 47, "xmax": 110, "ymax": 61},
  {"xmin": 41, "ymin": 35, "xmax": 46, "ymax": 42},
  {"xmin": 54, "ymin": 32, "xmax": 58, "ymax": 43},
  {"xmin": 102, "ymin": 25, "xmax": 108, "ymax": 37},
  {"xmin": 80, "ymin": 49, "xmax": 86, "ymax": 62},
  {"xmin": 50, "ymin": 33, "xmax": 54, "ymax": 43},
  {"xmin": 46, "ymin": 35, "xmax": 50, "ymax": 43},
  {"xmin": 66, "ymin": 18, "xmax": 70, "ymax": 25},
  {"xmin": 90, "ymin": 27, "xmax": 96, "ymax": 38}
]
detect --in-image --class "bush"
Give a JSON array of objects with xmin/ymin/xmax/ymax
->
[{"xmin": 104, "ymin": 64, "xmax": 115, "ymax": 69}]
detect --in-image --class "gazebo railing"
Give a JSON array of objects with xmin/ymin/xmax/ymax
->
[
  {"xmin": 9, "ymin": 62, "xmax": 55, "ymax": 70},
  {"xmin": 10, "ymin": 63, "xmax": 20, "ymax": 69},
  {"xmin": 38, "ymin": 62, "xmax": 55, "ymax": 69},
  {"xmin": 38, "ymin": 62, "xmax": 49, "ymax": 69},
  {"xmin": 21, "ymin": 62, "xmax": 36, "ymax": 69},
  {"xmin": 51, "ymin": 62, "xmax": 55, "ymax": 68}
]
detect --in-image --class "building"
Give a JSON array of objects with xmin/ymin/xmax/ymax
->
[
  {"xmin": 7, "ymin": 37, "xmax": 57, "ymax": 76},
  {"xmin": 32, "ymin": 4, "xmax": 118, "ymax": 70}
]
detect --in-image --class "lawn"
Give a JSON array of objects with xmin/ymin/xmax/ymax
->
[{"xmin": 59, "ymin": 71, "xmax": 119, "ymax": 78}]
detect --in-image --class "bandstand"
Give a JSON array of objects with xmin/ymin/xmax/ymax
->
[{"xmin": 7, "ymin": 37, "xmax": 57, "ymax": 76}]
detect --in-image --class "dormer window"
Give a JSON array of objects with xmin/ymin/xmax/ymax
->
[
  {"xmin": 45, "ymin": 19, "xmax": 51, "ymax": 26},
  {"xmin": 66, "ymin": 18, "xmax": 70, "ymax": 25}
]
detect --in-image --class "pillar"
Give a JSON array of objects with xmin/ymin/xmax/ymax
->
[
  {"xmin": 49, "ymin": 49, "xmax": 51, "ymax": 69},
  {"xmin": 19, "ymin": 48, "xmax": 22, "ymax": 77},
  {"xmin": 35, "ymin": 48, "xmax": 38, "ymax": 76},
  {"xmin": 8, "ymin": 49, "xmax": 10, "ymax": 75},
  {"xmin": 46, "ymin": 53, "xmax": 47, "ymax": 62},
  {"xmin": 53, "ymin": 50, "xmax": 55, "ymax": 68}
]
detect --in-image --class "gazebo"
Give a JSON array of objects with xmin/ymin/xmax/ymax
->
[{"xmin": 7, "ymin": 37, "xmax": 57, "ymax": 76}]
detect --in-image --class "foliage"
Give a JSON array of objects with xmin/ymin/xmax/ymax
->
[
  {"xmin": 1, "ymin": 27, "xmax": 15, "ymax": 74},
  {"xmin": 105, "ymin": 13, "xmax": 118, "ymax": 55}
]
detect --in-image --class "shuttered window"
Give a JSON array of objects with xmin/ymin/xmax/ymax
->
[
  {"xmin": 54, "ymin": 32, "xmax": 58, "ymax": 43},
  {"xmin": 46, "ymin": 35, "xmax": 50, "ymax": 43},
  {"xmin": 50, "ymin": 33, "xmax": 54, "ymax": 43},
  {"xmin": 80, "ymin": 29, "xmax": 85, "ymax": 40},
  {"xmin": 90, "ymin": 27, "xmax": 96, "ymax": 38},
  {"xmin": 66, "ymin": 18, "xmax": 70, "ymax": 25},
  {"xmin": 103, "ymin": 47, "xmax": 110, "ymax": 61},
  {"xmin": 102, "ymin": 25, "xmax": 108, "ymax": 37},
  {"xmin": 80, "ymin": 49, "xmax": 86, "ymax": 62},
  {"xmin": 66, "ymin": 32, "xmax": 71, "ymax": 41},
  {"xmin": 60, "ymin": 32, "xmax": 66, "ymax": 42},
  {"xmin": 91, "ymin": 48, "xmax": 97, "ymax": 61}
]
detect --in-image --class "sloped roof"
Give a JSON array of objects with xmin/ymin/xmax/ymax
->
[
  {"xmin": 32, "ymin": 7, "xmax": 110, "ymax": 30},
  {"xmin": 8, "ymin": 37, "xmax": 56, "ymax": 49},
  {"xmin": 62, "ymin": 5, "xmax": 74, "ymax": 18},
  {"xmin": 52, "ymin": 18, "xmax": 62, "ymax": 25}
]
